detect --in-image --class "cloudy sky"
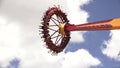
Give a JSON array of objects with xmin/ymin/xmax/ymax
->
[{"xmin": 0, "ymin": 0, "xmax": 120, "ymax": 68}]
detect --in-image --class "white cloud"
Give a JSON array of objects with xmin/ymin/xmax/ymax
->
[
  {"xmin": 62, "ymin": 49, "xmax": 101, "ymax": 68},
  {"xmin": 70, "ymin": 31, "xmax": 85, "ymax": 42},
  {"xmin": 0, "ymin": 17, "xmax": 20, "ymax": 67},
  {"xmin": 66, "ymin": 0, "xmax": 90, "ymax": 24},
  {"xmin": 15, "ymin": 47, "xmax": 101, "ymax": 68},
  {"xmin": 0, "ymin": 0, "xmax": 101, "ymax": 68},
  {"xmin": 102, "ymin": 30, "xmax": 120, "ymax": 61}
]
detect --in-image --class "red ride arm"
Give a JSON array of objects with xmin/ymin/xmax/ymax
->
[{"xmin": 65, "ymin": 18, "xmax": 120, "ymax": 32}]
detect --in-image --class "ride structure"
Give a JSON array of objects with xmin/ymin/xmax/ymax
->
[{"xmin": 39, "ymin": 7, "xmax": 120, "ymax": 54}]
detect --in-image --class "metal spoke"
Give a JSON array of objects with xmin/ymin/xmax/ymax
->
[
  {"xmin": 56, "ymin": 15, "xmax": 61, "ymax": 23},
  {"xmin": 55, "ymin": 35, "xmax": 64, "ymax": 44},
  {"xmin": 49, "ymin": 25, "xmax": 58, "ymax": 26},
  {"xmin": 51, "ymin": 34, "xmax": 61, "ymax": 39},
  {"xmin": 59, "ymin": 16, "xmax": 63, "ymax": 23},
  {"xmin": 49, "ymin": 28, "xmax": 58, "ymax": 31},
  {"xmin": 59, "ymin": 15, "xmax": 64, "ymax": 23},
  {"xmin": 55, "ymin": 34, "xmax": 61, "ymax": 44},
  {"xmin": 51, "ymin": 17, "xmax": 59, "ymax": 26},
  {"xmin": 52, "ymin": 16, "xmax": 60, "ymax": 23},
  {"xmin": 56, "ymin": 15, "xmax": 63, "ymax": 23},
  {"xmin": 48, "ymin": 30, "xmax": 58, "ymax": 38}
]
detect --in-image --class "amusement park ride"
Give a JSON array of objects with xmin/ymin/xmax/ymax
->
[{"xmin": 39, "ymin": 7, "xmax": 120, "ymax": 54}]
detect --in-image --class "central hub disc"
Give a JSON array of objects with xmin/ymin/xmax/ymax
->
[{"xmin": 59, "ymin": 23, "xmax": 66, "ymax": 35}]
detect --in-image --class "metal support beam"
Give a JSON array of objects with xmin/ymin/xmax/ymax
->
[{"xmin": 65, "ymin": 18, "xmax": 120, "ymax": 32}]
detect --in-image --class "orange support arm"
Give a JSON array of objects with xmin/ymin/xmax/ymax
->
[{"xmin": 109, "ymin": 18, "xmax": 120, "ymax": 29}]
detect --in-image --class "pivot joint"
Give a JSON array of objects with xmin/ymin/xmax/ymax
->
[{"xmin": 59, "ymin": 23, "xmax": 66, "ymax": 35}]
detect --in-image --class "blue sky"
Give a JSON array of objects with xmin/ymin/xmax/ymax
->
[
  {"xmin": 0, "ymin": 0, "xmax": 120, "ymax": 68},
  {"xmin": 65, "ymin": 0, "xmax": 120, "ymax": 68}
]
